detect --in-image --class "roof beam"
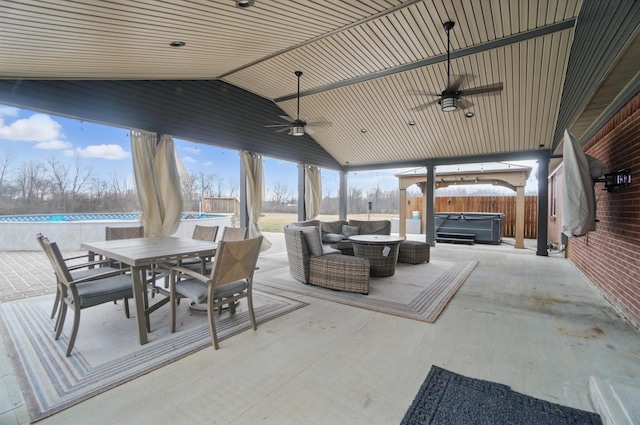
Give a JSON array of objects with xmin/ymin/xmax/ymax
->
[{"xmin": 275, "ymin": 20, "xmax": 576, "ymax": 102}]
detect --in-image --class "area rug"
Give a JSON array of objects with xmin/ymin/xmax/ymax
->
[
  {"xmin": 401, "ymin": 365, "xmax": 603, "ymax": 425},
  {"xmin": 0, "ymin": 290, "xmax": 306, "ymax": 423},
  {"xmin": 256, "ymin": 259, "xmax": 477, "ymax": 323}
]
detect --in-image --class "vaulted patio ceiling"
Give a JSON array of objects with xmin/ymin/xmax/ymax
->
[{"xmin": 0, "ymin": 0, "xmax": 638, "ymax": 172}]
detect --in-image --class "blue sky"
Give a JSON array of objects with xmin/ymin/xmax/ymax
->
[{"xmin": 0, "ymin": 104, "xmax": 538, "ymax": 197}]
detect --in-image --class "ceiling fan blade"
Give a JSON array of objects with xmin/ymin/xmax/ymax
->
[
  {"xmin": 305, "ymin": 126, "xmax": 315, "ymax": 135},
  {"xmin": 279, "ymin": 115, "xmax": 295, "ymax": 123},
  {"xmin": 410, "ymin": 99, "xmax": 440, "ymax": 111},
  {"xmin": 306, "ymin": 121, "xmax": 332, "ymax": 128},
  {"xmin": 275, "ymin": 127, "xmax": 290, "ymax": 133},
  {"xmin": 457, "ymin": 98, "xmax": 474, "ymax": 110},
  {"xmin": 405, "ymin": 89, "xmax": 440, "ymax": 97},
  {"xmin": 448, "ymin": 74, "xmax": 473, "ymax": 91},
  {"xmin": 264, "ymin": 124, "xmax": 290, "ymax": 128},
  {"xmin": 461, "ymin": 82, "xmax": 503, "ymax": 97}
]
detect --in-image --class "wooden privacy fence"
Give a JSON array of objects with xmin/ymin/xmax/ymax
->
[
  {"xmin": 407, "ymin": 196, "xmax": 538, "ymax": 239},
  {"xmin": 202, "ymin": 197, "xmax": 239, "ymax": 215}
]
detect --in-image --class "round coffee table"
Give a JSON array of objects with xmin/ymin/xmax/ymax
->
[{"xmin": 349, "ymin": 235, "xmax": 404, "ymax": 277}]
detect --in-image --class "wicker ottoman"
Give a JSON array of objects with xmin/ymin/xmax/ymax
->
[
  {"xmin": 310, "ymin": 254, "xmax": 370, "ymax": 294},
  {"xmin": 398, "ymin": 240, "xmax": 431, "ymax": 264}
]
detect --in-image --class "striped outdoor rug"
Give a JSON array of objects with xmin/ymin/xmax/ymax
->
[
  {"xmin": 0, "ymin": 290, "xmax": 306, "ymax": 423},
  {"xmin": 257, "ymin": 259, "xmax": 477, "ymax": 323}
]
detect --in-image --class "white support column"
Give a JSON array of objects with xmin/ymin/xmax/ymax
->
[
  {"xmin": 399, "ymin": 188, "xmax": 407, "ymax": 238},
  {"xmin": 339, "ymin": 171, "xmax": 347, "ymax": 221},
  {"xmin": 425, "ymin": 164, "xmax": 436, "ymax": 246}
]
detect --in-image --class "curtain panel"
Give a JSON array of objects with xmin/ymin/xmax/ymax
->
[
  {"xmin": 131, "ymin": 130, "xmax": 183, "ymax": 237},
  {"xmin": 304, "ymin": 164, "xmax": 322, "ymax": 220},
  {"xmin": 240, "ymin": 151, "xmax": 271, "ymax": 251}
]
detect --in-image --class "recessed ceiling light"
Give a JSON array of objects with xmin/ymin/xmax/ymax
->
[
  {"xmin": 361, "ymin": 129, "xmax": 367, "ymax": 133},
  {"xmin": 465, "ymin": 111, "xmax": 474, "ymax": 118},
  {"xmin": 169, "ymin": 41, "xmax": 186, "ymax": 47},
  {"xmin": 235, "ymin": 0, "xmax": 254, "ymax": 8},
  {"xmin": 408, "ymin": 120, "xmax": 416, "ymax": 126}
]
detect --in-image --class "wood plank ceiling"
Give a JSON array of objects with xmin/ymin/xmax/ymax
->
[{"xmin": 0, "ymin": 0, "xmax": 638, "ymax": 171}]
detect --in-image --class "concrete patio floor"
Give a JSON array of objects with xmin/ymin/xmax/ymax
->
[{"xmin": 1, "ymin": 232, "xmax": 639, "ymax": 424}]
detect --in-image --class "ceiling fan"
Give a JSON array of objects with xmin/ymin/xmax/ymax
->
[
  {"xmin": 265, "ymin": 70, "xmax": 332, "ymax": 136},
  {"xmin": 407, "ymin": 21, "xmax": 503, "ymax": 112}
]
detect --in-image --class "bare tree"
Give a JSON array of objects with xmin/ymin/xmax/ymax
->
[
  {"xmin": 14, "ymin": 160, "xmax": 49, "ymax": 208},
  {"xmin": 227, "ymin": 177, "xmax": 238, "ymax": 198},
  {"xmin": 0, "ymin": 149, "xmax": 16, "ymax": 201},
  {"xmin": 270, "ymin": 181, "xmax": 291, "ymax": 205},
  {"xmin": 180, "ymin": 170, "xmax": 199, "ymax": 211}
]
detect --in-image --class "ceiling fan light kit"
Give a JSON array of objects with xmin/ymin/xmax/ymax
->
[
  {"xmin": 406, "ymin": 20, "xmax": 503, "ymax": 114},
  {"xmin": 291, "ymin": 125, "xmax": 304, "ymax": 136},
  {"xmin": 265, "ymin": 70, "xmax": 332, "ymax": 137},
  {"xmin": 440, "ymin": 96, "xmax": 457, "ymax": 112}
]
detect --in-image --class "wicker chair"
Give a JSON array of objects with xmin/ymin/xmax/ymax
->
[{"xmin": 284, "ymin": 226, "xmax": 370, "ymax": 294}]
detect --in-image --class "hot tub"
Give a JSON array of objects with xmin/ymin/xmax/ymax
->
[{"xmin": 435, "ymin": 212, "xmax": 504, "ymax": 244}]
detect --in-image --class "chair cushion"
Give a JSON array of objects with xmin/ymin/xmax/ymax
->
[
  {"xmin": 322, "ymin": 233, "xmax": 344, "ymax": 244},
  {"xmin": 294, "ymin": 225, "xmax": 324, "ymax": 257},
  {"xmin": 341, "ymin": 225, "xmax": 360, "ymax": 238},
  {"xmin": 77, "ymin": 275, "xmax": 134, "ymax": 308},
  {"xmin": 320, "ymin": 220, "xmax": 346, "ymax": 235},
  {"xmin": 176, "ymin": 278, "xmax": 248, "ymax": 303}
]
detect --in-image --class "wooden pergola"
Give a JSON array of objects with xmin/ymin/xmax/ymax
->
[{"xmin": 396, "ymin": 163, "xmax": 532, "ymax": 249}]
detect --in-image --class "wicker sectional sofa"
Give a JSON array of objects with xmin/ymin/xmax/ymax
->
[
  {"xmin": 291, "ymin": 219, "xmax": 392, "ymax": 255},
  {"xmin": 283, "ymin": 225, "xmax": 370, "ymax": 294}
]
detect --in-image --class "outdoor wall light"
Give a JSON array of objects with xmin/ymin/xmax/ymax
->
[{"xmin": 291, "ymin": 125, "xmax": 304, "ymax": 136}]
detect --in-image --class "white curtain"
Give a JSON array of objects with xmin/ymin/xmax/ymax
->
[
  {"xmin": 240, "ymin": 151, "xmax": 271, "ymax": 251},
  {"xmin": 304, "ymin": 164, "xmax": 322, "ymax": 220},
  {"xmin": 131, "ymin": 130, "xmax": 183, "ymax": 237}
]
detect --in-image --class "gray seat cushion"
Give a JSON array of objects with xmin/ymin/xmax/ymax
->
[
  {"xmin": 175, "ymin": 278, "xmax": 248, "ymax": 303},
  {"xmin": 77, "ymin": 274, "xmax": 133, "ymax": 308}
]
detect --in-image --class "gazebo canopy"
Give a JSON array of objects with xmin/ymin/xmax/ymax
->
[{"xmin": 396, "ymin": 163, "xmax": 533, "ymax": 191}]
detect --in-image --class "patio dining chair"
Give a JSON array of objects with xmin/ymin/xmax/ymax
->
[
  {"xmin": 178, "ymin": 226, "xmax": 245, "ymax": 276},
  {"xmin": 41, "ymin": 237, "xmax": 134, "ymax": 357},
  {"xmin": 169, "ymin": 236, "xmax": 263, "ymax": 350},
  {"xmin": 36, "ymin": 233, "xmax": 123, "ymax": 328},
  {"xmin": 220, "ymin": 226, "xmax": 246, "ymax": 242}
]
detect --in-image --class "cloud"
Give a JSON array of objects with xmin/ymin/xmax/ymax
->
[
  {"xmin": 184, "ymin": 146, "xmax": 200, "ymax": 154},
  {"xmin": 182, "ymin": 156, "xmax": 197, "ymax": 163},
  {"xmin": 73, "ymin": 144, "xmax": 130, "ymax": 160},
  {"xmin": 0, "ymin": 113, "xmax": 64, "ymax": 142},
  {"xmin": 35, "ymin": 140, "xmax": 73, "ymax": 150},
  {"xmin": 203, "ymin": 161, "xmax": 213, "ymax": 166},
  {"xmin": 0, "ymin": 106, "xmax": 19, "ymax": 117}
]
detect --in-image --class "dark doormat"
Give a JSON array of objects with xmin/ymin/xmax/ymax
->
[{"xmin": 401, "ymin": 365, "xmax": 602, "ymax": 425}]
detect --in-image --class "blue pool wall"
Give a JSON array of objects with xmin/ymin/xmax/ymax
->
[{"xmin": 0, "ymin": 213, "xmax": 233, "ymax": 251}]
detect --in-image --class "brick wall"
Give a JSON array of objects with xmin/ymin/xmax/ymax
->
[{"xmin": 556, "ymin": 92, "xmax": 640, "ymax": 327}]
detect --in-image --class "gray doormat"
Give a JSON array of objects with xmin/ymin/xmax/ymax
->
[{"xmin": 401, "ymin": 366, "xmax": 603, "ymax": 425}]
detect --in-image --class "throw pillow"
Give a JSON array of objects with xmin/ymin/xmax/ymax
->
[
  {"xmin": 322, "ymin": 233, "xmax": 344, "ymax": 244},
  {"xmin": 296, "ymin": 226, "xmax": 324, "ymax": 257},
  {"xmin": 342, "ymin": 225, "xmax": 360, "ymax": 238}
]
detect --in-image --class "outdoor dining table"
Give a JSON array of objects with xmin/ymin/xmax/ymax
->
[{"xmin": 81, "ymin": 236, "xmax": 218, "ymax": 345}]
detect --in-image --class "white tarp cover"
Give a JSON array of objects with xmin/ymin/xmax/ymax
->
[{"xmin": 562, "ymin": 130, "xmax": 606, "ymax": 237}]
